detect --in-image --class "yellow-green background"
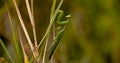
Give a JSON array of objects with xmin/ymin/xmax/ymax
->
[{"xmin": 0, "ymin": 0, "xmax": 120, "ymax": 63}]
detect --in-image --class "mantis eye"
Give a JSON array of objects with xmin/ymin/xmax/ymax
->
[{"xmin": 66, "ymin": 15, "xmax": 71, "ymax": 18}]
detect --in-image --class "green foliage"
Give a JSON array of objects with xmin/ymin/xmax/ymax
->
[
  {"xmin": 2, "ymin": 0, "xmax": 120, "ymax": 63},
  {"xmin": 0, "ymin": 0, "xmax": 70, "ymax": 63}
]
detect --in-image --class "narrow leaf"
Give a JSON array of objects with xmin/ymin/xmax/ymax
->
[
  {"xmin": 48, "ymin": 27, "xmax": 65, "ymax": 59},
  {"xmin": 5, "ymin": 2, "xmax": 23, "ymax": 63},
  {"xmin": 19, "ymin": 29, "xmax": 29, "ymax": 63},
  {"xmin": 0, "ymin": 39, "xmax": 15, "ymax": 63},
  {"xmin": 38, "ymin": 0, "xmax": 63, "ymax": 48}
]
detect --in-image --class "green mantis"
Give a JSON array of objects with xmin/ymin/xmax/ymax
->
[
  {"xmin": 37, "ymin": 0, "xmax": 70, "ymax": 62},
  {"xmin": 48, "ymin": 10, "xmax": 70, "ymax": 59},
  {"xmin": 1, "ymin": 0, "xmax": 70, "ymax": 62}
]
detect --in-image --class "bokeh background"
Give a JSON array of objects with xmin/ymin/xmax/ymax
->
[{"xmin": 0, "ymin": 0, "xmax": 120, "ymax": 63}]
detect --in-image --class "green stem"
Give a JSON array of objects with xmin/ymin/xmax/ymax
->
[
  {"xmin": 6, "ymin": 3, "xmax": 23, "ymax": 63},
  {"xmin": 38, "ymin": 0, "xmax": 63, "ymax": 48},
  {"xmin": 0, "ymin": 39, "xmax": 15, "ymax": 63}
]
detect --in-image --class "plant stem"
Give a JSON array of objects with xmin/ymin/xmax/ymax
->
[
  {"xmin": 12, "ymin": 0, "xmax": 37, "ymax": 61},
  {"xmin": 42, "ymin": 35, "xmax": 49, "ymax": 63},
  {"xmin": 5, "ymin": 2, "xmax": 23, "ymax": 62},
  {"xmin": 38, "ymin": 0, "xmax": 63, "ymax": 48}
]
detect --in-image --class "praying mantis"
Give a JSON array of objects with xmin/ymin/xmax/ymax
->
[
  {"xmin": 48, "ymin": 9, "xmax": 71, "ymax": 59},
  {"xmin": 37, "ymin": 0, "xmax": 70, "ymax": 62}
]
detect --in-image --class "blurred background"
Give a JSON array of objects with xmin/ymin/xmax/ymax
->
[{"xmin": 0, "ymin": 0, "xmax": 120, "ymax": 63}]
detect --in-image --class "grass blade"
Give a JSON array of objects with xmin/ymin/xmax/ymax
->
[
  {"xmin": 42, "ymin": 35, "xmax": 49, "ymax": 63},
  {"xmin": 25, "ymin": 0, "xmax": 37, "ymax": 45},
  {"xmin": 25, "ymin": 0, "xmax": 38, "ymax": 61},
  {"xmin": 25, "ymin": 0, "xmax": 34, "ymax": 27},
  {"xmin": 0, "ymin": 39, "xmax": 15, "ymax": 63},
  {"xmin": 51, "ymin": 0, "xmax": 57, "ymax": 61},
  {"xmin": 50, "ymin": 0, "xmax": 56, "ymax": 19},
  {"xmin": 48, "ymin": 27, "xmax": 65, "ymax": 60},
  {"xmin": 5, "ymin": 2, "xmax": 23, "ymax": 63},
  {"xmin": 19, "ymin": 29, "xmax": 29, "ymax": 63},
  {"xmin": 30, "ymin": 0, "xmax": 37, "ymax": 49},
  {"xmin": 38, "ymin": 0, "xmax": 63, "ymax": 48},
  {"xmin": 12, "ymin": 0, "xmax": 37, "ymax": 60}
]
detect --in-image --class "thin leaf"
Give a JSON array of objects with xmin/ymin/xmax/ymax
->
[
  {"xmin": 51, "ymin": 1, "xmax": 57, "ymax": 62},
  {"xmin": 25, "ymin": 0, "xmax": 34, "ymax": 27},
  {"xmin": 0, "ymin": 39, "xmax": 15, "ymax": 63},
  {"xmin": 25, "ymin": 0, "xmax": 38, "ymax": 61},
  {"xmin": 12, "ymin": 0, "xmax": 35, "ymax": 59},
  {"xmin": 42, "ymin": 35, "xmax": 49, "ymax": 63},
  {"xmin": 50, "ymin": 0, "xmax": 56, "ymax": 19},
  {"xmin": 19, "ymin": 29, "xmax": 29, "ymax": 63},
  {"xmin": 25, "ymin": 0, "xmax": 37, "ymax": 46},
  {"xmin": 48, "ymin": 27, "xmax": 65, "ymax": 60},
  {"xmin": 38, "ymin": 0, "xmax": 63, "ymax": 48},
  {"xmin": 30, "ymin": 0, "xmax": 37, "ymax": 49},
  {"xmin": 5, "ymin": 2, "xmax": 23, "ymax": 63}
]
